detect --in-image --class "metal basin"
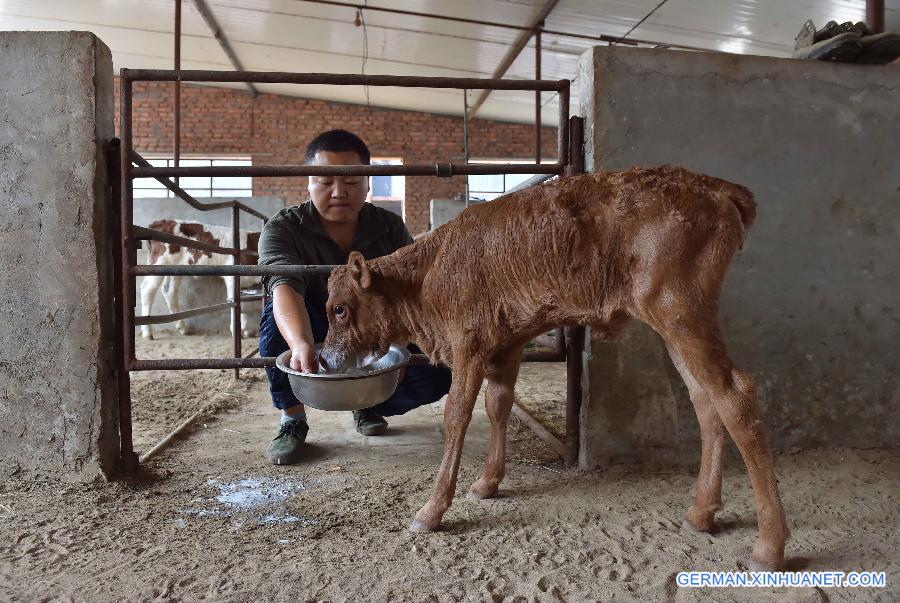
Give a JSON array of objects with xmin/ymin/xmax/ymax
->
[{"xmin": 274, "ymin": 345, "xmax": 410, "ymax": 411}]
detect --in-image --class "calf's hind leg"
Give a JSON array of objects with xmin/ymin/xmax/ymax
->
[
  {"xmin": 666, "ymin": 344, "xmax": 726, "ymax": 533},
  {"xmin": 467, "ymin": 344, "xmax": 524, "ymax": 500},
  {"xmin": 662, "ymin": 324, "xmax": 789, "ymax": 569}
]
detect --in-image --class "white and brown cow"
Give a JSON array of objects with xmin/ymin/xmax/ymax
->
[{"xmin": 140, "ymin": 220, "xmax": 261, "ymax": 340}]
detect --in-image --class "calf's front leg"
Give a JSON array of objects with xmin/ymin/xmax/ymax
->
[
  {"xmin": 467, "ymin": 345, "xmax": 523, "ymax": 500},
  {"xmin": 410, "ymin": 360, "xmax": 485, "ymax": 532}
]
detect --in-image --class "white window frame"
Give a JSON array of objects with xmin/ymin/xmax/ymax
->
[
  {"xmin": 133, "ymin": 156, "xmax": 253, "ymax": 199},
  {"xmin": 467, "ymin": 158, "xmax": 555, "ymax": 202},
  {"xmin": 369, "ymin": 157, "xmax": 405, "ymax": 220}
]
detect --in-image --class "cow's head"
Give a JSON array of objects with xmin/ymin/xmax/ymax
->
[{"xmin": 320, "ymin": 251, "xmax": 397, "ymax": 373}]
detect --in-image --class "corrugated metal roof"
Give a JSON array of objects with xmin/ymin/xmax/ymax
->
[{"xmin": 1, "ymin": 1, "xmax": 895, "ymax": 124}]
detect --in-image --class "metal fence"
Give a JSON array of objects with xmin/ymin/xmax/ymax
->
[{"xmin": 114, "ymin": 68, "xmax": 584, "ymax": 471}]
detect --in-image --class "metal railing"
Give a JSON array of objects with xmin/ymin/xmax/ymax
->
[
  {"xmin": 128, "ymin": 149, "xmax": 268, "ymax": 375},
  {"xmin": 115, "ymin": 68, "xmax": 583, "ymax": 471}
]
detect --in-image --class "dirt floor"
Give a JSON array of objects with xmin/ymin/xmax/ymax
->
[{"xmin": 1, "ymin": 334, "xmax": 898, "ymax": 601}]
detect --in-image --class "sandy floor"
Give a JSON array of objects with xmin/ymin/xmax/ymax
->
[{"xmin": 1, "ymin": 334, "xmax": 897, "ymax": 601}]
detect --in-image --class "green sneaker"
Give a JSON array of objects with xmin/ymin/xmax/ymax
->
[
  {"xmin": 793, "ymin": 18, "xmax": 863, "ymax": 62},
  {"xmin": 857, "ymin": 31, "xmax": 900, "ymax": 64},
  {"xmin": 266, "ymin": 419, "xmax": 309, "ymax": 465},
  {"xmin": 352, "ymin": 409, "xmax": 388, "ymax": 436}
]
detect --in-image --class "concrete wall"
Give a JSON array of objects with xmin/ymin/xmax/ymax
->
[
  {"xmin": 577, "ymin": 47, "xmax": 900, "ymax": 466},
  {"xmin": 133, "ymin": 196, "xmax": 281, "ymax": 335},
  {"xmin": 430, "ymin": 197, "xmax": 491, "ymax": 230},
  {"xmin": 0, "ymin": 32, "xmax": 118, "ymax": 479}
]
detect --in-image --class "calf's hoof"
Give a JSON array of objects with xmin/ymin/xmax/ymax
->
[
  {"xmin": 748, "ymin": 558, "xmax": 783, "ymax": 572},
  {"xmin": 141, "ymin": 332, "xmax": 154, "ymax": 341},
  {"xmin": 749, "ymin": 540, "xmax": 785, "ymax": 572},
  {"xmin": 409, "ymin": 504, "xmax": 443, "ymax": 532},
  {"xmin": 409, "ymin": 519, "xmax": 438, "ymax": 532},
  {"xmin": 682, "ymin": 512, "xmax": 716, "ymax": 534},
  {"xmin": 466, "ymin": 479, "xmax": 498, "ymax": 500}
]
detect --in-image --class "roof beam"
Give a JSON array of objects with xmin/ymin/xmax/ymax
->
[
  {"xmin": 191, "ymin": 0, "xmax": 259, "ymax": 96},
  {"xmin": 298, "ymin": 1, "xmax": 708, "ymax": 51},
  {"xmin": 467, "ymin": 0, "xmax": 560, "ymax": 119}
]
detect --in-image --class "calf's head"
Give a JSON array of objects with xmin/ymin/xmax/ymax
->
[{"xmin": 320, "ymin": 251, "xmax": 397, "ymax": 372}]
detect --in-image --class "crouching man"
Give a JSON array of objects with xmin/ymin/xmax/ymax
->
[{"xmin": 258, "ymin": 129, "xmax": 452, "ymax": 464}]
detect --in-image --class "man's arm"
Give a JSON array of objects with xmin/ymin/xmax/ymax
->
[
  {"xmin": 272, "ymin": 285, "xmax": 319, "ymax": 373},
  {"xmin": 258, "ymin": 217, "xmax": 318, "ymax": 373}
]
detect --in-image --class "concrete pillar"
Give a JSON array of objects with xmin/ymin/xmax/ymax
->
[
  {"xmin": 0, "ymin": 32, "xmax": 119, "ymax": 479},
  {"xmin": 577, "ymin": 46, "xmax": 900, "ymax": 467}
]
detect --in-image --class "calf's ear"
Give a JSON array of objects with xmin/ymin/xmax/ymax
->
[{"xmin": 347, "ymin": 251, "xmax": 372, "ymax": 289}]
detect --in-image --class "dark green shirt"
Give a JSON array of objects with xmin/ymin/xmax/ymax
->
[{"xmin": 258, "ymin": 201, "xmax": 413, "ymax": 306}]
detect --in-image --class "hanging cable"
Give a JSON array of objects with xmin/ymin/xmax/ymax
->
[
  {"xmin": 610, "ymin": 0, "xmax": 670, "ymax": 46},
  {"xmin": 358, "ymin": 3, "xmax": 371, "ymax": 105}
]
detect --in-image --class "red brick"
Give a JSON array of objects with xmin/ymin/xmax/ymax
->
[{"xmin": 115, "ymin": 79, "xmax": 558, "ymax": 234}]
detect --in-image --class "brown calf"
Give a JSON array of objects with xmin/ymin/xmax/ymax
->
[{"xmin": 321, "ymin": 165, "xmax": 789, "ymax": 569}]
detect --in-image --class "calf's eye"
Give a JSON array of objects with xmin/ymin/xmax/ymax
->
[{"xmin": 333, "ymin": 305, "xmax": 346, "ymax": 318}]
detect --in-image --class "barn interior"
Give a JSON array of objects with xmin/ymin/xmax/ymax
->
[{"xmin": 1, "ymin": 1, "xmax": 898, "ymax": 600}]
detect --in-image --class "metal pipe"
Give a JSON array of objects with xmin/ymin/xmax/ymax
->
[
  {"xmin": 232, "ymin": 206, "xmax": 242, "ymax": 379},
  {"xmin": 463, "ymin": 89, "xmax": 470, "ymax": 208},
  {"xmin": 108, "ymin": 138, "xmax": 137, "ymax": 473},
  {"xmin": 867, "ymin": 0, "xmax": 885, "ymax": 33},
  {"xmin": 131, "ymin": 151, "xmax": 269, "ymax": 220},
  {"xmin": 506, "ymin": 173, "xmax": 554, "ymax": 194},
  {"xmin": 261, "ymin": 216, "xmax": 269, "ymax": 311},
  {"xmin": 131, "ymin": 357, "xmax": 273, "ymax": 370},
  {"xmin": 244, "ymin": 346, "xmax": 260, "ymax": 359},
  {"xmin": 564, "ymin": 326, "xmax": 584, "ymax": 467},
  {"xmin": 132, "ymin": 225, "xmax": 240, "ymax": 256},
  {"xmin": 132, "ymin": 264, "xmax": 335, "ymax": 277},
  {"xmin": 566, "ymin": 115, "xmax": 584, "ymax": 175},
  {"xmin": 511, "ymin": 402, "xmax": 567, "ymax": 460},
  {"xmin": 174, "ymin": 0, "xmax": 182, "ymax": 187},
  {"xmin": 535, "ymin": 23, "xmax": 542, "ymax": 164},
  {"xmin": 123, "ymin": 69, "xmax": 565, "ymax": 90},
  {"xmin": 132, "ymin": 293, "xmax": 261, "ymax": 326},
  {"xmin": 132, "ymin": 162, "xmax": 563, "ymax": 179},
  {"xmin": 557, "ymin": 81, "xmax": 569, "ymax": 168},
  {"xmin": 295, "ymin": 0, "xmax": 712, "ymax": 52},
  {"xmin": 134, "ymin": 301, "xmax": 236, "ymax": 326},
  {"xmin": 468, "ymin": 0, "xmax": 560, "ymax": 119},
  {"xmin": 193, "ymin": 0, "xmax": 260, "ymax": 96},
  {"xmin": 564, "ymin": 116, "xmax": 585, "ymax": 467},
  {"xmin": 523, "ymin": 350, "xmax": 566, "ymax": 362},
  {"xmin": 131, "ymin": 349, "xmax": 564, "ymax": 371},
  {"xmin": 118, "ymin": 76, "xmax": 138, "ymax": 471}
]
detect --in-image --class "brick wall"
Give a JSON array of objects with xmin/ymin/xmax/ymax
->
[{"xmin": 114, "ymin": 80, "xmax": 558, "ymax": 234}]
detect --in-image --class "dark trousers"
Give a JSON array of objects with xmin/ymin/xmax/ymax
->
[{"xmin": 259, "ymin": 298, "xmax": 452, "ymax": 416}]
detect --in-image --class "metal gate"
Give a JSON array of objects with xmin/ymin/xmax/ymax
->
[{"xmin": 113, "ymin": 69, "xmax": 584, "ymax": 471}]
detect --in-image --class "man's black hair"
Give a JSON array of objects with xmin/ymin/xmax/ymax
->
[{"xmin": 304, "ymin": 129, "xmax": 371, "ymax": 165}]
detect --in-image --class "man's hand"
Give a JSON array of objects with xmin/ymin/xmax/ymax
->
[{"xmin": 290, "ymin": 344, "xmax": 318, "ymax": 373}]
